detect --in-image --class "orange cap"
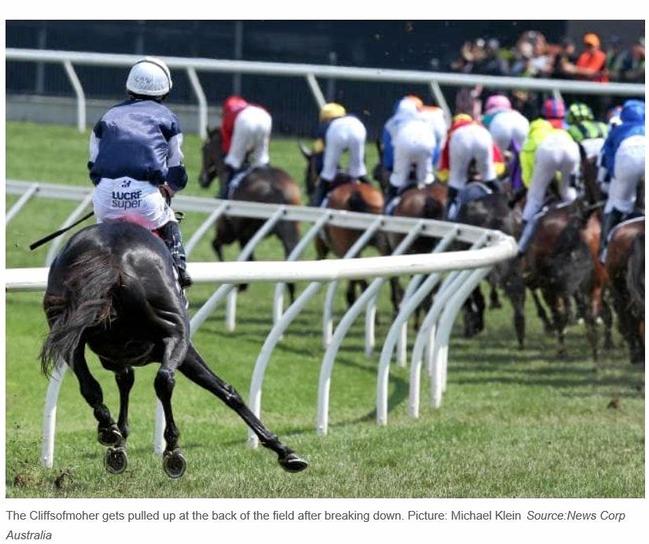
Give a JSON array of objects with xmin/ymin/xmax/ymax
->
[{"xmin": 583, "ymin": 33, "xmax": 600, "ymax": 48}]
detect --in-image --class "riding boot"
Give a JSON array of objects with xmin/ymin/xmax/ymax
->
[
  {"xmin": 598, "ymin": 208, "xmax": 624, "ymax": 264},
  {"xmin": 219, "ymin": 165, "xmax": 236, "ymax": 200},
  {"xmin": 444, "ymin": 186, "xmax": 459, "ymax": 220},
  {"xmin": 158, "ymin": 221, "xmax": 193, "ymax": 288},
  {"xmin": 358, "ymin": 175, "xmax": 371, "ymax": 184},
  {"xmin": 310, "ymin": 178, "xmax": 330, "ymax": 207},
  {"xmin": 384, "ymin": 183, "xmax": 400, "ymax": 213},
  {"xmin": 517, "ymin": 219, "xmax": 537, "ymax": 256}
]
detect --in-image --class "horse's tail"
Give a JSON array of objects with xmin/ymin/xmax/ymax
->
[
  {"xmin": 348, "ymin": 190, "xmax": 369, "ymax": 214},
  {"xmin": 40, "ymin": 248, "xmax": 120, "ymax": 376},
  {"xmin": 626, "ymin": 233, "xmax": 645, "ymax": 317},
  {"xmin": 423, "ymin": 195, "xmax": 444, "ymax": 220},
  {"xmin": 548, "ymin": 217, "xmax": 592, "ymax": 293}
]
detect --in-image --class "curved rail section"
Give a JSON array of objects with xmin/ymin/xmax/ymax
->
[{"xmin": 6, "ymin": 180, "xmax": 517, "ymax": 466}]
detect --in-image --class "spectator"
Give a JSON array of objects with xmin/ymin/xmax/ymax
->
[
  {"xmin": 474, "ymin": 39, "xmax": 509, "ymax": 76},
  {"xmin": 621, "ymin": 37, "xmax": 645, "ymax": 83},
  {"xmin": 564, "ymin": 33, "xmax": 608, "ymax": 82},
  {"xmin": 552, "ymin": 37, "xmax": 579, "ymax": 79},
  {"xmin": 604, "ymin": 35, "xmax": 627, "ymax": 82}
]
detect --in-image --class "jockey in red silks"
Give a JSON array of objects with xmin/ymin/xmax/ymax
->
[
  {"xmin": 437, "ymin": 113, "xmax": 506, "ymax": 219},
  {"xmin": 219, "ymin": 95, "xmax": 272, "ymax": 198}
]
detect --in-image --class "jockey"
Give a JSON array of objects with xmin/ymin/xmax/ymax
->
[
  {"xmin": 89, "ymin": 56, "xmax": 192, "ymax": 289},
  {"xmin": 384, "ymin": 114, "xmax": 437, "ymax": 211},
  {"xmin": 517, "ymin": 119, "xmax": 581, "ymax": 255},
  {"xmin": 418, "ymin": 105, "xmax": 448, "ymax": 165},
  {"xmin": 219, "ymin": 95, "xmax": 272, "ymax": 199},
  {"xmin": 542, "ymin": 97, "xmax": 567, "ymax": 129},
  {"xmin": 437, "ymin": 113, "xmax": 506, "ymax": 219},
  {"xmin": 598, "ymin": 99, "xmax": 645, "ymax": 262},
  {"xmin": 310, "ymin": 102, "xmax": 369, "ymax": 206},
  {"xmin": 381, "ymin": 95, "xmax": 423, "ymax": 173},
  {"xmin": 565, "ymin": 102, "xmax": 608, "ymax": 160},
  {"xmin": 482, "ymin": 94, "xmax": 530, "ymax": 152}
]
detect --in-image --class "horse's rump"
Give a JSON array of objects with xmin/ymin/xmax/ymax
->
[
  {"xmin": 627, "ymin": 233, "xmax": 645, "ymax": 318},
  {"xmin": 41, "ymin": 223, "xmax": 179, "ymax": 374}
]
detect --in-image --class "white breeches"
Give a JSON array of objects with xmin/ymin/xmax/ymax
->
[
  {"xmin": 448, "ymin": 123, "xmax": 496, "ymax": 190},
  {"xmin": 389, "ymin": 119, "xmax": 437, "ymax": 188},
  {"xmin": 225, "ymin": 106, "xmax": 272, "ymax": 169},
  {"xmin": 605, "ymin": 135, "xmax": 645, "ymax": 214},
  {"xmin": 580, "ymin": 137, "xmax": 604, "ymax": 161},
  {"xmin": 522, "ymin": 135, "xmax": 580, "ymax": 222},
  {"xmin": 321, "ymin": 116, "xmax": 367, "ymax": 181},
  {"xmin": 93, "ymin": 178, "xmax": 176, "ymax": 230},
  {"xmin": 489, "ymin": 110, "xmax": 530, "ymax": 151}
]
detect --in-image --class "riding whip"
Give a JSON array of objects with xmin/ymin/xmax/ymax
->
[{"xmin": 29, "ymin": 211, "xmax": 95, "ymax": 250}]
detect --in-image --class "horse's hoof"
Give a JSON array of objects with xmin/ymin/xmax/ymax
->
[
  {"xmin": 163, "ymin": 449, "xmax": 187, "ymax": 479},
  {"xmin": 105, "ymin": 447, "xmax": 128, "ymax": 475},
  {"xmin": 278, "ymin": 453, "xmax": 308, "ymax": 473},
  {"xmin": 98, "ymin": 424, "xmax": 123, "ymax": 447}
]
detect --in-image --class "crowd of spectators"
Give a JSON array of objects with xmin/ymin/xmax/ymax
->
[{"xmin": 450, "ymin": 30, "xmax": 645, "ymax": 84}]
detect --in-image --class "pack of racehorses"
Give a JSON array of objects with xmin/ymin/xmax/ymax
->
[{"xmin": 40, "ymin": 115, "xmax": 644, "ymax": 480}]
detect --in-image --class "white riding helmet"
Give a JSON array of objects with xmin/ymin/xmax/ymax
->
[{"xmin": 126, "ymin": 57, "xmax": 173, "ymax": 97}]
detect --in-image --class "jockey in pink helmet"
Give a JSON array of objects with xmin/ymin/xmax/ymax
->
[
  {"xmin": 484, "ymin": 94, "xmax": 512, "ymax": 113},
  {"xmin": 483, "ymin": 94, "xmax": 530, "ymax": 153}
]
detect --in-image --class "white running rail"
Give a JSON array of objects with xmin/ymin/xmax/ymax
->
[{"xmin": 6, "ymin": 179, "xmax": 517, "ymax": 466}]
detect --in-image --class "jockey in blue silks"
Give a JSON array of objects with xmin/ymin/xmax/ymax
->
[
  {"xmin": 381, "ymin": 95, "xmax": 423, "ymax": 173},
  {"xmin": 598, "ymin": 99, "xmax": 646, "ymax": 262},
  {"xmin": 89, "ymin": 56, "xmax": 192, "ymax": 288}
]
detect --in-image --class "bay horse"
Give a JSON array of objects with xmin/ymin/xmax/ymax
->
[
  {"xmin": 522, "ymin": 152, "xmax": 613, "ymax": 360},
  {"xmin": 372, "ymin": 139, "xmax": 447, "ymax": 324},
  {"xmin": 523, "ymin": 200, "xmax": 611, "ymax": 360},
  {"xmin": 299, "ymin": 143, "xmax": 395, "ymax": 308},
  {"xmin": 40, "ymin": 222, "xmax": 308, "ymax": 478},
  {"xmin": 605, "ymin": 218, "xmax": 645, "ymax": 364},
  {"xmin": 199, "ymin": 128, "xmax": 302, "ymax": 297}
]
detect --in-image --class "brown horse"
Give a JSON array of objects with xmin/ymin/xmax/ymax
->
[
  {"xmin": 299, "ymin": 143, "xmax": 394, "ymax": 307},
  {"xmin": 605, "ymin": 218, "xmax": 644, "ymax": 364},
  {"xmin": 523, "ymin": 200, "xmax": 612, "ymax": 360},
  {"xmin": 523, "ymin": 153, "xmax": 613, "ymax": 360},
  {"xmin": 199, "ymin": 128, "xmax": 302, "ymax": 296}
]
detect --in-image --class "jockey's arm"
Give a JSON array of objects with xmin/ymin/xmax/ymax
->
[
  {"xmin": 87, "ymin": 126, "xmax": 101, "ymax": 173},
  {"xmin": 381, "ymin": 126, "xmax": 395, "ymax": 170},
  {"xmin": 166, "ymin": 133, "xmax": 188, "ymax": 193}
]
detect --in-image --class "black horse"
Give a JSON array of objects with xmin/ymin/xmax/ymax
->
[
  {"xmin": 453, "ymin": 183, "xmax": 527, "ymax": 348},
  {"xmin": 40, "ymin": 221, "xmax": 308, "ymax": 478}
]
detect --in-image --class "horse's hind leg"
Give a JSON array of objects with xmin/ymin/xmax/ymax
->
[
  {"xmin": 600, "ymin": 294, "xmax": 614, "ymax": 351},
  {"xmin": 489, "ymin": 284, "xmax": 502, "ymax": 309},
  {"xmin": 508, "ymin": 284, "xmax": 527, "ymax": 350},
  {"xmin": 531, "ymin": 289, "xmax": 553, "ymax": 333},
  {"xmin": 155, "ymin": 336, "xmax": 189, "ymax": 479},
  {"xmin": 178, "ymin": 344, "xmax": 308, "ymax": 473},
  {"xmin": 277, "ymin": 221, "xmax": 300, "ymax": 303},
  {"xmin": 115, "ymin": 367, "xmax": 135, "ymax": 439},
  {"xmin": 575, "ymin": 292, "xmax": 599, "ymax": 362},
  {"xmin": 71, "ymin": 347, "xmax": 126, "ymax": 473}
]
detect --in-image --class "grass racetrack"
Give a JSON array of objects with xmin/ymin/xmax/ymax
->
[{"xmin": 5, "ymin": 121, "xmax": 645, "ymax": 498}]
